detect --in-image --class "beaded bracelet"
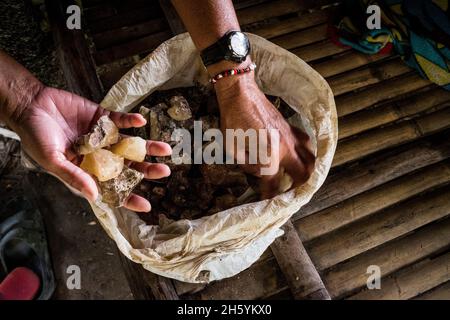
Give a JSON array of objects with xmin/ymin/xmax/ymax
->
[{"xmin": 209, "ymin": 63, "xmax": 257, "ymax": 84}]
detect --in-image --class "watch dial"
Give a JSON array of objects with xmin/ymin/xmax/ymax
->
[{"xmin": 230, "ymin": 32, "xmax": 248, "ymax": 57}]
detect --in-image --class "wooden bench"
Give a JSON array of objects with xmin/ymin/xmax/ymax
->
[{"xmin": 46, "ymin": 0, "xmax": 450, "ymax": 300}]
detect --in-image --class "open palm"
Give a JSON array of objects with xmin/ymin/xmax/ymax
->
[{"xmin": 14, "ymin": 87, "xmax": 171, "ymax": 212}]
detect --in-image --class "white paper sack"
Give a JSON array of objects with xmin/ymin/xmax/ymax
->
[{"xmin": 92, "ymin": 33, "xmax": 338, "ymax": 283}]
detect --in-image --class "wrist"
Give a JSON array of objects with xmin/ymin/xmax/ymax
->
[
  {"xmin": 0, "ymin": 77, "xmax": 44, "ymax": 130},
  {"xmin": 209, "ymin": 57, "xmax": 257, "ymax": 100}
]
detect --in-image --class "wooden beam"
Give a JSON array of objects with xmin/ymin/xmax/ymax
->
[{"xmin": 271, "ymin": 221, "xmax": 331, "ymax": 299}]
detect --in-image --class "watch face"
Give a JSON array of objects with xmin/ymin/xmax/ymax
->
[{"xmin": 229, "ymin": 32, "xmax": 249, "ymax": 57}]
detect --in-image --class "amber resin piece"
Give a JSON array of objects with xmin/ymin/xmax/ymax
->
[
  {"xmin": 110, "ymin": 137, "xmax": 147, "ymax": 162},
  {"xmin": 167, "ymin": 96, "xmax": 192, "ymax": 121},
  {"xmin": 76, "ymin": 116, "xmax": 119, "ymax": 154},
  {"xmin": 99, "ymin": 167, "xmax": 144, "ymax": 207},
  {"xmin": 80, "ymin": 149, "xmax": 124, "ymax": 182}
]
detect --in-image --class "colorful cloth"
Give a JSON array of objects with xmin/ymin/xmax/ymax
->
[{"xmin": 331, "ymin": 0, "xmax": 450, "ymax": 90}]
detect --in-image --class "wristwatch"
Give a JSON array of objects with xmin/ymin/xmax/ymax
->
[{"xmin": 200, "ymin": 31, "xmax": 250, "ymax": 67}]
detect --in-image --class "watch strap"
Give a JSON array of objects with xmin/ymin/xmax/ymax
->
[{"xmin": 200, "ymin": 38, "xmax": 227, "ymax": 67}]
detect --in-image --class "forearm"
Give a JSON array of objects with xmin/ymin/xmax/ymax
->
[
  {"xmin": 0, "ymin": 50, "xmax": 44, "ymax": 130},
  {"xmin": 171, "ymin": 0, "xmax": 251, "ymax": 76}
]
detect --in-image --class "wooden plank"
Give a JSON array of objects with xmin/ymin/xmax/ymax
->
[
  {"xmin": 329, "ymin": 58, "xmax": 411, "ymax": 96},
  {"xmin": 332, "ymin": 107, "xmax": 450, "ymax": 167},
  {"xmin": 88, "ymin": 6, "xmax": 161, "ymax": 34},
  {"xmin": 333, "ymin": 122, "xmax": 419, "ymax": 167},
  {"xmin": 271, "ymin": 24, "xmax": 328, "ymax": 50},
  {"xmin": 92, "ymin": 18, "xmax": 167, "ymax": 49},
  {"xmin": 313, "ymin": 51, "xmax": 389, "ymax": 79},
  {"xmin": 307, "ymin": 185, "xmax": 450, "ymax": 270},
  {"xmin": 144, "ymin": 272, "xmax": 179, "ymax": 300},
  {"xmin": 233, "ymin": 0, "xmax": 271, "ymax": 10},
  {"xmin": 46, "ymin": 0, "xmax": 104, "ymax": 102},
  {"xmin": 192, "ymin": 258, "xmax": 287, "ymax": 300},
  {"xmin": 117, "ymin": 254, "xmax": 154, "ymax": 299},
  {"xmin": 296, "ymin": 161, "xmax": 450, "ymax": 242},
  {"xmin": 270, "ymin": 221, "xmax": 331, "ymax": 300},
  {"xmin": 349, "ymin": 251, "xmax": 450, "ymax": 300},
  {"xmin": 293, "ymin": 131, "xmax": 450, "ymax": 221},
  {"xmin": 414, "ymin": 281, "xmax": 450, "ymax": 300},
  {"xmin": 338, "ymin": 87, "xmax": 450, "ymax": 139},
  {"xmin": 237, "ymin": 0, "xmax": 303, "ymax": 26},
  {"xmin": 252, "ymin": 10, "xmax": 329, "ymax": 39},
  {"xmin": 94, "ymin": 30, "xmax": 173, "ymax": 65},
  {"xmin": 324, "ymin": 217, "xmax": 450, "ymax": 299},
  {"xmin": 292, "ymin": 40, "xmax": 350, "ymax": 62},
  {"xmin": 83, "ymin": 0, "xmax": 154, "ymax": 21},
  {"xmin": 336, "ymin": 73, "xmax": 431, "ymax": 117},
  {"xmin": 173, "ymin": 281, "xmax": 206, "ymax": 296}
]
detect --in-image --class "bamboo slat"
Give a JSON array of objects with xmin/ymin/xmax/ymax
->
[
  {"xmin": 88, "ymin": 6, "xmax": 161, "ymax": 34},
  {"xmin": 329, "ymin": 59, "xmax": 411, "ymax": 96},
  {"xmin": 293, "ymin": 131, "xmax": 450, "ymax": 220},
  {"xmin": 336, "ymin": 73, "xmax": 430, "ymax": 117},
  {"xmin": 93, "ymin": 18, "xmax": 167, "ymax": 49},
  {"xmin": 338, "ymin": 87, "xmax": 450, "ymax": 139},
  {"xmin": 237, "ymin": 0, "xmax": 303, "ymax": 26},
  {"xmin": 292, "ymin": 40, "xmax": 350, "ymax": 62},
  {"xmin": 94, "ymin": 30, "xmax": 173, "ymax": 65},
  {"xmin": 349, "ymin": 251, "xmax": 450, "ymax": 300},
  {"xmin": 252, "ymin": 10, "xmax": 329, "ymax": 39},
  {"xmin": 313, "ymin": 51, "xmax": 388, "ymax": 79},
  {"xmin": 325, "ymin": 218, "xmax": 450, "ymax": 298},
  {"xmin": 307, "ymin": 185, "xmax": 450, "ymax": 270},
  {"xmin": 271, "ymin": 24, "xmax": 328, "ymax": 50},
  {"xmin": 332, "ymin": 107, "xmax": 450, "ymax": 167},
  {"xmin": 296, "ymin": 161, "xmax": 450, "ymax": 242},
  {"xmin": 84, "ymin": 0, "xmax": 156, "ymax": 22},
  {"xmin": 414, "ymin": 281, "xmax": 450, "ymax": 300}
]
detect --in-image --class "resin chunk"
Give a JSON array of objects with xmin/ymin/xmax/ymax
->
[
  {"xmin": 99, "ymin": 167, "xmax": 144, "ymax": 207},
  {"xmin": 167, "ymin": 96, "xmax": 192, "ymax": 121},
  {"xmin": 76, "ymin": 116, "xmax": 119, "ymax": 154},
  {"xmin": 80, "ymin": 149, "xmax": 124, "ymax": 181},
  {"xmin": 110, "ymin": 137, "xmax": 147, "ymax": 162}
]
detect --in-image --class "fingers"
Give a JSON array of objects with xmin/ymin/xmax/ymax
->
[
  {"xmin": 108, "ymin": 111, "xmax": 146, "ymax": 129},
  {"xmin": 282, "ymin": 148, "xmax": 315, "ymax": 188},
  {"xmin": 146, "ymin": 140, "xmax": 172, "ymax": 157},
  {"xmin": 50, "ymin": 153, "xmax": 98, "ymax": 201},
  {"xmin": 130, "ymin": 162, "xmax": 171, "ymax": 179},
  {"xmin": 260, "ymin": 170, "xmax": 283, "ymax": 200},
  {"xmin": 123, "ymin": 194, "xmax": 151, "ymax": 212}
]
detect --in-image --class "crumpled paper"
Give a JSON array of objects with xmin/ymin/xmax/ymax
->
[{"xmin": 90, "ymin": 33, "xmax": 337, "ymax": 283}]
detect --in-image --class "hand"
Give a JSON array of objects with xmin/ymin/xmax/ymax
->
[
  {"xmin": 11, "ymin": 86, "xmax": 172, "ymax": 212},
  {"xmin": 214, "ymin": 71, "xmax": 316, "ymax": 199}
]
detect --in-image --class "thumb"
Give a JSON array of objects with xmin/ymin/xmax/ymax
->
[{"xmin": 49, "ymin": 153, "xmax": 98, "ymax": 201}]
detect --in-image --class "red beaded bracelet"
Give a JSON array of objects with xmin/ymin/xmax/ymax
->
[{"xmin": 209, "ymin": 63, "xmax": 257, "ymax": 84}]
